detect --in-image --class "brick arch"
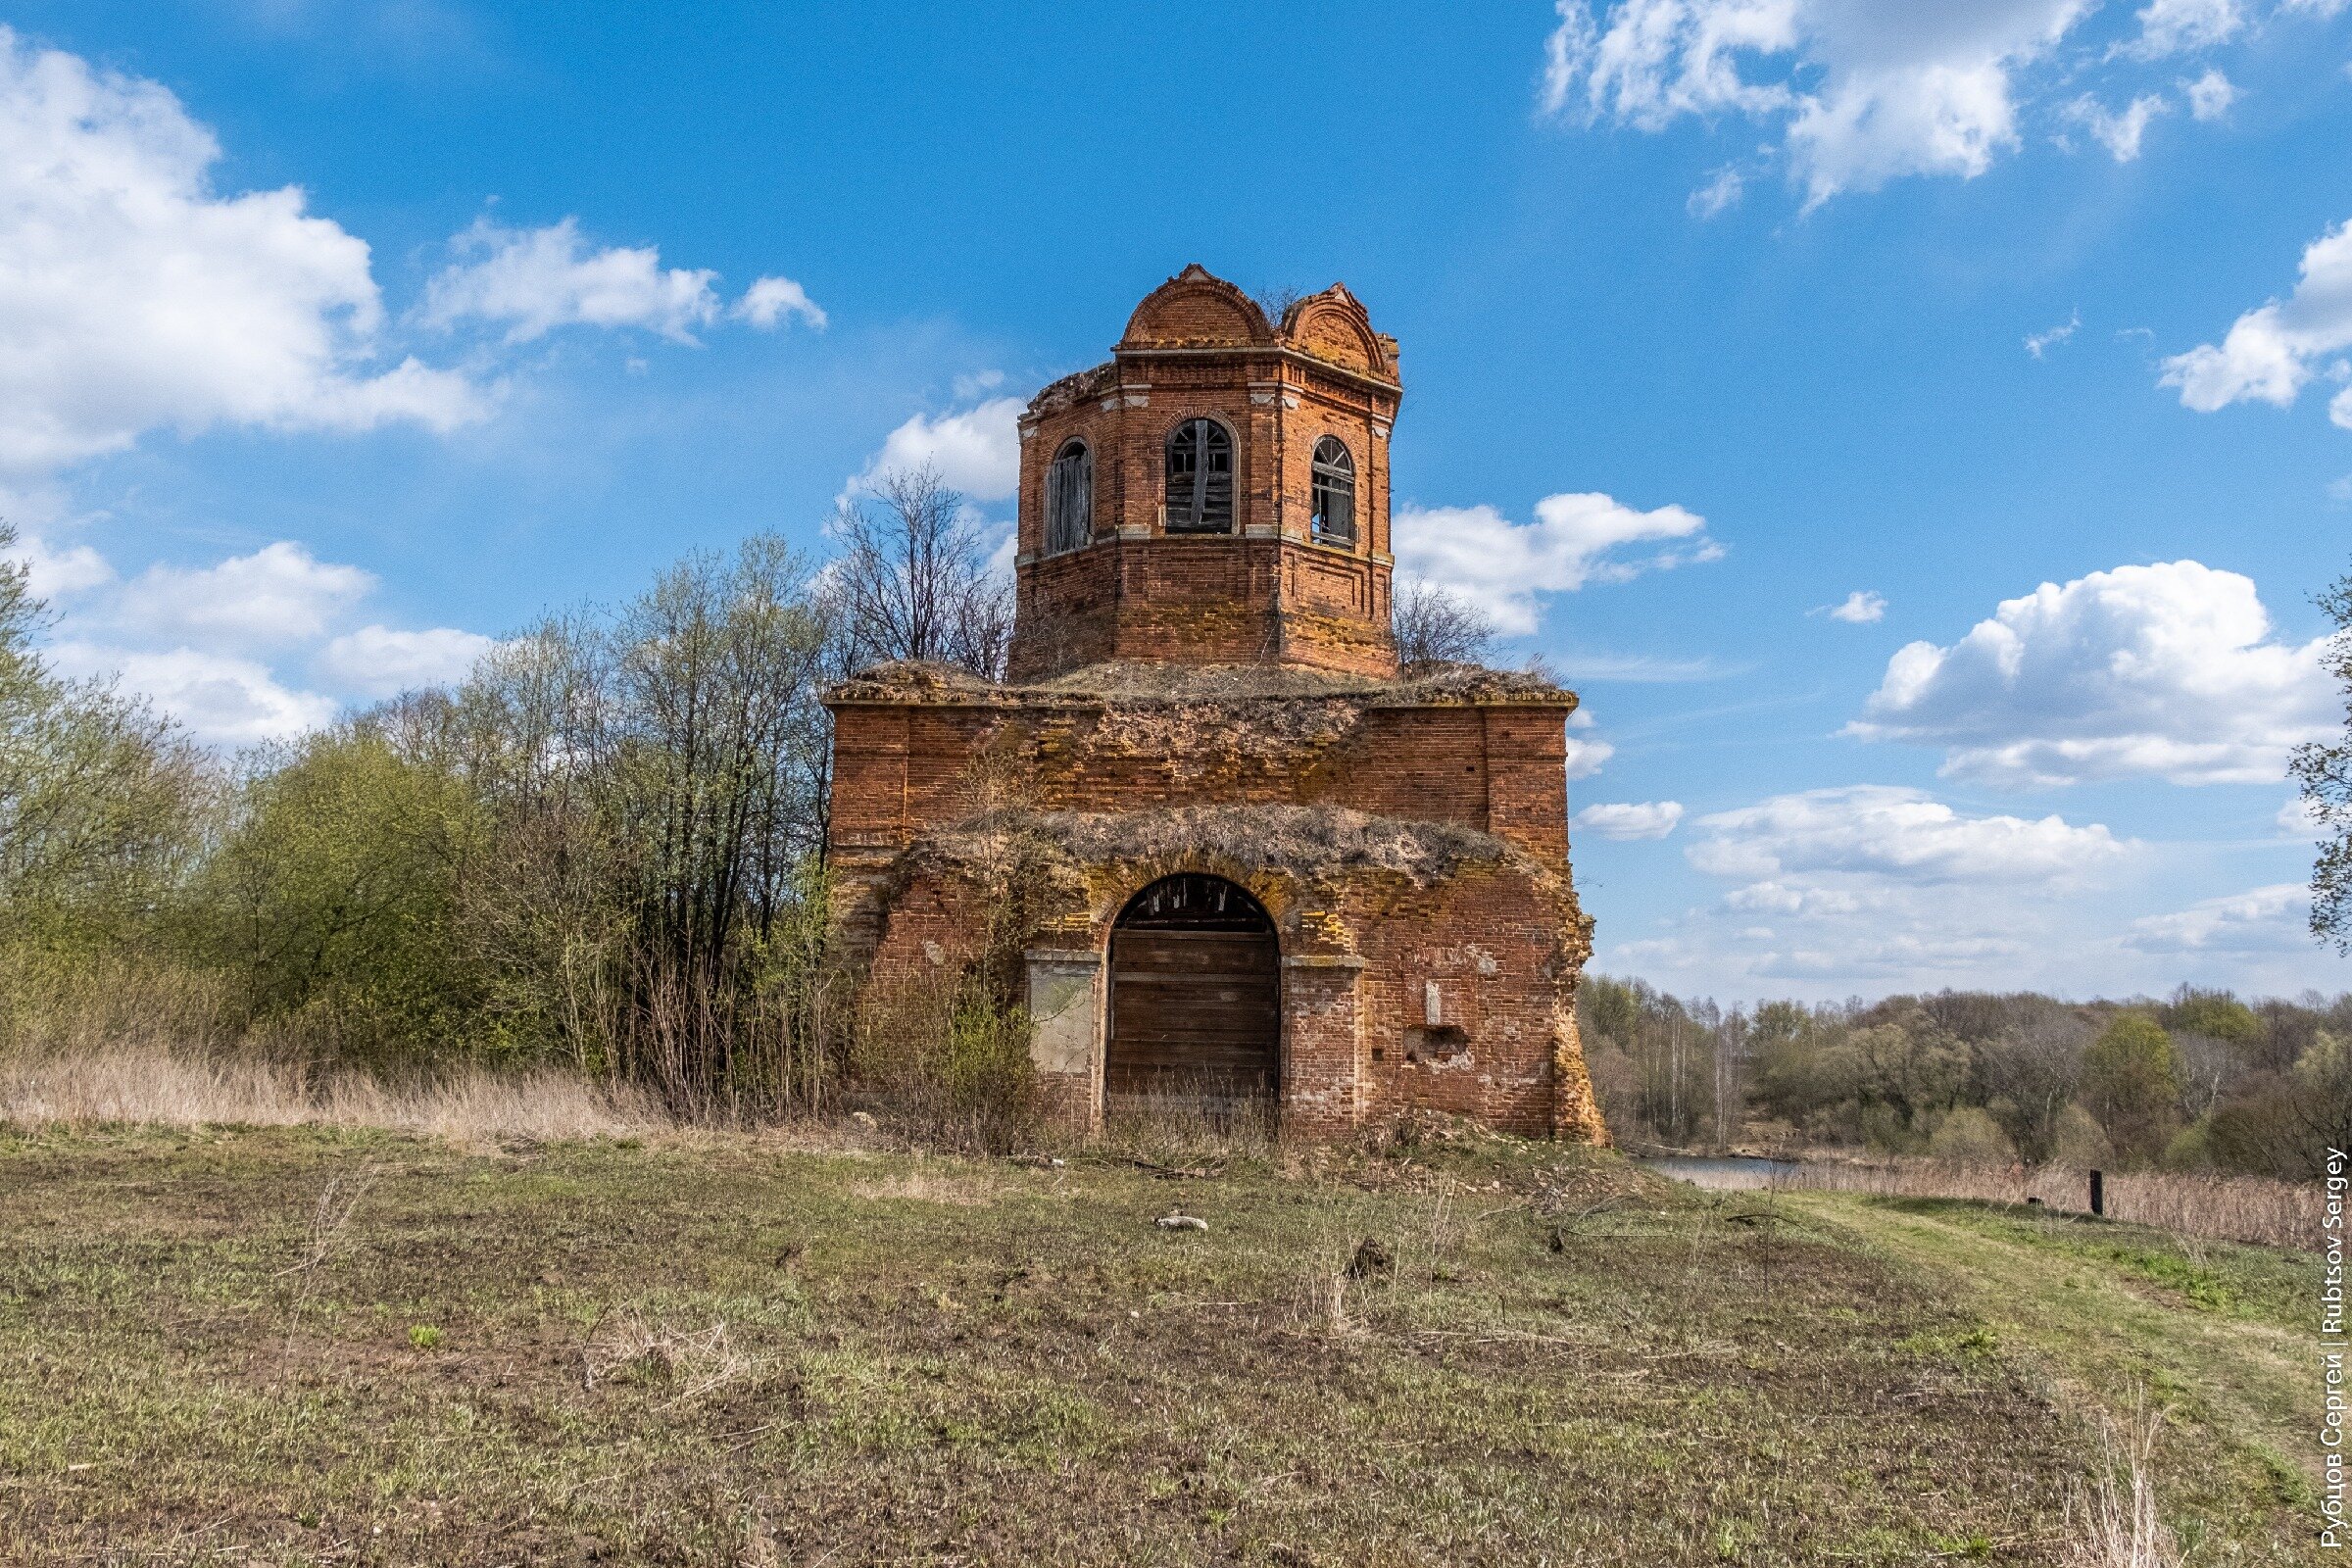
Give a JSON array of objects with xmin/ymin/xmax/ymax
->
[
  {"xmin": 1120, "ymin": 264, "xmax": 1274, "ymax": 349},
  {"xmin": 1105, "ymin": 871, "xmax": 1282, "ymax": 1118},
  {"xmin": 1280, "ymin": 284, "xmax": 1389, "ymax": 378}
]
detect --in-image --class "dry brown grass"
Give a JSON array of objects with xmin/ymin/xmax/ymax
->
[
  {"xmin": 1771, "ymin": 1158, "xmax": 2318, "ymax": 1250},
  {"xmin": 2067, "ymin": 1399, "xmax": 2181, "ymax": 1568},
  {"xmin": 0, "ymin": 1042, "xmax": 675, "ymax": 1148},
  {"xmin": 848, "ymin": 1166, "xmax": 1004, "ymax": 1206}
]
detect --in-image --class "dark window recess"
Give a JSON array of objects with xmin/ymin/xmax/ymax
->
[
  {"xmin": 1404, "ymin": 1024, "xmax": 1470, "ymax": 1062},
  {"xmin": 1165, "ymin": 418, "xmax": 1235, "ymax": 533},
  {"xmin": 1309, "ymin": 436, "xmax": 1355, "ymax": 544},
  {"xmin": 1046, "ymin": 440, "xmax": 1093, "ymax": 555}
]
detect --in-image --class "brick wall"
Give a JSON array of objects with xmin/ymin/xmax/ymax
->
[
  {"xmin": 858, "ymin": 849, "xmax": 1600, "ymax": 1142},
  {"xmin": 826, "ymin": 693, "xmax": 1577, "ymax": 871}
]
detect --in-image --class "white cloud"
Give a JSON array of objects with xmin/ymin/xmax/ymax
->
[
  {"xmin": 1687, "ymin": 785, "xmax": 2130, "ymax": 884},
  {"xmin": 733, "ymin": 275, "xmax": 827, "ymax": 331},
  {"xmin": 421, "ymin": 218, "xmax": 739, "ymax": 344},
  {"xmin": 2279, "ymin": 795, "xmax": 2328, "ymax": 837},
  {"xmin": 1575, "ymin": 800, "xmax": 1686, "ymax": 839},
  {"xmin": 48, "ymin": 642, "xmax": 335, "ymax": 747},
  {"xmin": 1847, "ymin": 560, "xmax": 2335, "ymax": 787},
  {"xmin": 317, "ymin": 624, "xmax": 497, "ymax": 698},
  {"xmin": 2162, "ymin": 217, "xmax": 2352, "ymax": 418},
  {"xmin": 117, "ymin": 541, "xmax": 373, "ymax": 646},
  {"xmin": 2062, "ymin": 91, "xmax": 2171, "ymax": 160},
  {"xmin": 0, "ymin": 25, "xmax": 484, "ymax": 475},
  {"xmin": 2330, "ymin": 473, "xmax": 2352, "ymax": 503},
  {"xmin": 1688, "ymin": 164, "xmax": 1746, "ymax": 218},
  {"xmin": 1820, "ymin": 589, "xmax": 1887, "ymax": 622},
  {"xmin": 1542, "ymin": 0, "xmax": 2096, "ymax": 206},
  {"xmin": 2126, "ymin": 882, "xmax": 2312, "ymax": 954},
  {"xmin": 2026, "ymin": 310, "xmax": 2081, "ymax": 358},
  {"xmin": 855, "ymin": 397, "xmax": 1025, "ymax": 503},
  {"xmin": 2182, "ymin": 67, "xmax": 2236, "ymax": 119},
  {"xmin": 1564, "ymin": 734, "xmax": 1617, "ymax": 780},
  {"xmin": 15, "ymin": 532, "xmax": 115, "ymax": 597},
  {"xmin": 1539, "ymin": 1, "xmax": 2288, "ymax": 205},
  {"xmin": 1594, "ymin": 783, "xmax": 2149, "ymax": 994},
  {"xmin": 2125, "ymin": 0, "xmax": 2244, "ymax": 59},
  {"xmin": 1394, "ymin": 492, "xmax": 1718, "ymax": 635}
]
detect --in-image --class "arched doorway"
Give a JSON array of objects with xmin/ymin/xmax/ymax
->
[{"xmin": 1107, "ymin": 874, "xmax": 1280, "ymax": 1118}]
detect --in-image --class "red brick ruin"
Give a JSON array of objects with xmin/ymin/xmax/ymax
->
[{"xmin": 825, "ymin": 266, "xmax": 1606, "ymax": 1142}]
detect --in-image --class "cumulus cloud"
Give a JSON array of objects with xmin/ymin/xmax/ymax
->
[
  {"xmin": 2162, "ymin": 216, "xmax": 2352, "ymax": 425},
  {"xmin": 1593, "ymin": 783, "xmax": 2143, "ymax": 993},
  {"xmin": 2126, "ymin": 882, "xmax": 2312, "ymax": 953},
  {"xmin": 1819, "ymin": 589, "xmax": 1887, "ymax": 623},
  {"xmin": 0, "ymin": 25, "xmax": 485, "ymax": 475},
  {"xmin": 1538, "ymin": 1, "xmax": 2299, "ymax": 206},
  {"xmin": 1687, "ymin": 785, "xmax": 2131, "ymax": 884},
  {"xmin": 47, "ymin": 642, "xmax": 336, "ymax": 747},
  {"xmin": 1575, "ymin": 800, "xmax": 1686, "ymax": 839},
  {"xmin": 2125, "ymin": 0, "xmax": 2245, "ymax": 58},
  {"xmin": 1393, "ymin": 492, "xmax": 1718, "ymax": 635},
  {"xmin": 733, "ymin": 275, "xmax": 827, "ymax": 331},
  {"xmin": 2182, "ymin": 67, "xmax": 2237, "ymax": 117},
  {"xmin": 13, "ymin": 531, "xmax": 498, "ymax": 743},
  {"xmin": 853, "ymin": 397, "xmax": 1025, "ymax": 503},
  {"xmin": 317, "ymin": 624, "xmax": 498, "ymax": 698},
  {"xmin": 2062, "ymin": 91, "xmax": 2171, "ymax": 160},
  {"xmin": 422, "ymin": 218, "xmax": 781, "ymax": 344},
  {"xmin": 1543, "ymin": 1, "xmax": 2091, "ymax": 206},
  {"xmin": 16, "ymin": 532, "xmax": 115, "ymax": 598},
  {"xmin": 117, "ymin": 541, "xmax": 374, "ymax": 646},
  {"xmin": 1564, "ymin": 734, "xmax": 1618, "ymax": 780},
  {"xmin": 1847, "ymin": 560, "xmax": 2335, "ymax": 787}
]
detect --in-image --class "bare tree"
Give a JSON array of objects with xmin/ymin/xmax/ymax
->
[
  {"xmin": 2293, "ymin": 560, "xmax": 2351, "ymax": 952},
  {"xmin": 1975, "ymin": 1013, "xmax": 2090, "ymax": 1162},
  {"xmin": 1393, "ymin": 579, "xmax": 1496, "ymax": 668},
  {"xmin": 825, "ymin": 466, "xmax": 1011, "ymax": 680}
]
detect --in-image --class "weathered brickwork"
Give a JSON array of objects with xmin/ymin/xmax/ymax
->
[
  {"xmin": 1006, "ymin": 266, "xmax": 1400, "ymax": 682},
  {"xmin": 824, "ymin": 267, "xmax": 1607, "ymax": 1146}
]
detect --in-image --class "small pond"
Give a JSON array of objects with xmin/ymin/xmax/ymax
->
[{"xmin": 1641, "ymin": 1155, "xmax": 1800, "ymax": 1191}]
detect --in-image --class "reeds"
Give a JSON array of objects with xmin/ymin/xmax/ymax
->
[
  {"xmin": 0, "ymin": 1043, "xmax": 672, "ymax": 1146},
  {"xmin": 1770, "ymin": 1157, "xmax": 2319, "ymax": 1250}
]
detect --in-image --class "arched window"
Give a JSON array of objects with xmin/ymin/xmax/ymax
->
[
  {"xmin": 1165, "ymin": 418, "xmax": 1235, "ymax": 533},
  {"xmin": 1045, "ymin": 439, "xmax": 1093, "ymax": 555},
  {"xmin": 1310, "ymin": 437, "xmax": 1355, "ymax": 545}
]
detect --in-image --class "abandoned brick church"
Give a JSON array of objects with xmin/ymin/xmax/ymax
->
[{"xmin": 825, "ymin": 266, "xmax": 1606, "ymax": 1143}]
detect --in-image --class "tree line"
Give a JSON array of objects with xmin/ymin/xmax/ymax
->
[{"xmin": 1578, "ymin": 976, "xmax": 2352, "ymax": 1180}]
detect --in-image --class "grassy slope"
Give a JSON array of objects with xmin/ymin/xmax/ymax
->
[
  {"xmin": 1784, "ymin": 1193, "xmax": 2319, "ymax": 1565},
  {"xmin": 0, "ymin": 1126, "xmax": 2320, "ymax": 1566}
]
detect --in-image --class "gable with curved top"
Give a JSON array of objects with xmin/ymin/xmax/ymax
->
[
  {"xmin": 1119, "ymin": 264, "xmax": 1274, "ymax": 350},
  {"xmin": 1281, "ymin": 285, "xmax": 1390, "ymax": 379}
]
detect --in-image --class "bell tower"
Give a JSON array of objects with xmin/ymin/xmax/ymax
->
[{"xmin": 1004, "ymin": 265, "xmax": 1402, "ymax": 682}]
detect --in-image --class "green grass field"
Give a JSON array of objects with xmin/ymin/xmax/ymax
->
[{"xmin": 0, "ymin": 1124, "xmax": 2324, "ymax": 1565}]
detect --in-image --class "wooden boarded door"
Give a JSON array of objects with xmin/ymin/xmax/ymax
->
[{"xmin": 1107, "ymin": 875, "xmax": 1279, "ymax": 1115}]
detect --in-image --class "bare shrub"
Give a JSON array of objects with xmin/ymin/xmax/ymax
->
[
  {"xmin": 1100, "ymin": 1082, "xmax": 1276, "ymax": 1165},
  {"xmin": 1392, "ymin": 579, "xmax": 1496, "ymax": 668}
]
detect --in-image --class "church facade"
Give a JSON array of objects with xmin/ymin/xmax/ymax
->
[{"xmin": 825, "ymin": 266, "xmax": 1606, "ymax": 1143}]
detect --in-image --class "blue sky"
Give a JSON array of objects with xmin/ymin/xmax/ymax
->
[{"xmin": 2, "ymin": 0, "xmax": 2348, "ymax": 1003}]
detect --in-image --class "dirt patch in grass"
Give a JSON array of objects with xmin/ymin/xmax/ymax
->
[{"xmin": 0, "ymin": 1127, "xmax": 2301, "ymax": 1565}]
